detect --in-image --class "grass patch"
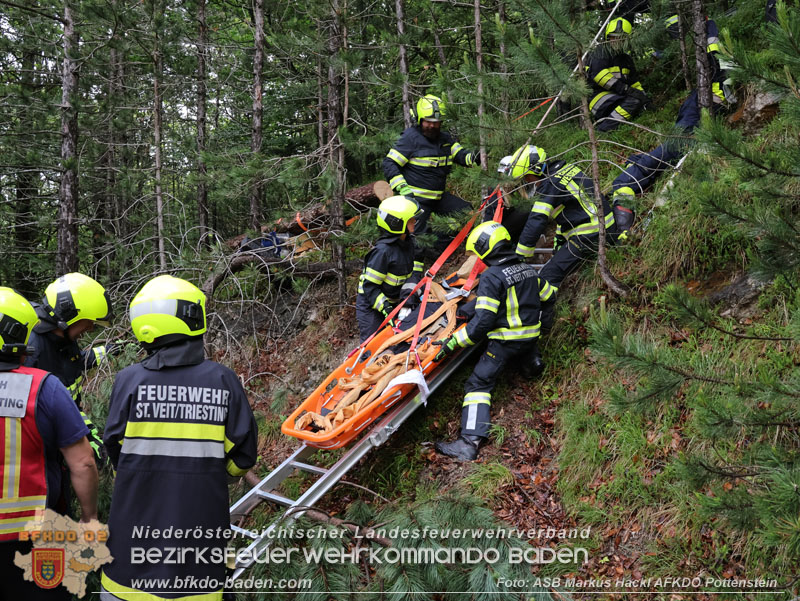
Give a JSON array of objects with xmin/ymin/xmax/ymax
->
[{"xmin": 464, "ymin": 462, "xmax": 514, "ymax": 499}]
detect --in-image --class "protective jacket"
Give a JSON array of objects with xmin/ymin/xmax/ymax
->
[
  {"xmin": 0, "ymin": 366, "xmax": 49, "ymax": 541},
  {"xmin": 516, "ymin": 161, "xmax": 615, "ymax": 258},
  {"xmin": 357, "ymin": 234, "xmax": 420, "ymax": 317},
  {"xmin": 383, "ymin": 126, "xmax": 477, "ymax": 203},
  {"xmin": 586, "ymin": 47, "xmax": 644, "ymax": 98},
  {"xmin": 25, "ymin": 305, "xmax": 106, "ymax": 407},
  {"xmin": 453, "ymin": 249, "xmax": 555, "ymax": 347},
  {"xmin": 101, "ymin": 338, "xmax": 257, "ymax": 601}
]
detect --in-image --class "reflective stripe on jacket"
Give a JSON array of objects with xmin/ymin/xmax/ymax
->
[
  {"xmin": 453, "ymin": 255, "xmax": 555, "ymax": 346},
  {"xmin": 0, "ymin": 366, "xmax": 48, "ymax": 541},
  {"xmin": 516, "ymin": 162, "xmax": 615, "ymax": 257},
  {"xmin": 382, "ymin": 126, "xmax": 476, "ymax": 201}
]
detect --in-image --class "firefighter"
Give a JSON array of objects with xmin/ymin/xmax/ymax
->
[
  {"xmin": 669, "ymin": 16, "xmax": 736, "ymax": 132},
  {"xmin": 0, "ymin": 287, "xmax": 98, "ymax": 601},
  {"xmin": 509, "ymin": 145, "xmax": 617, "ymax": 291},
  {"xmin": 24, "ymin": 273, "xmax": 118, "ymax": 465},
  {"xmin": 101, "ymin": 275, "xmax": 258, "ymax": 601},
  {"xmin": 383, "ymin": 94, "xmax": 480, "ymax": 258},
  {"xmin": 357, "ymin": 195, "xmax": 423, "ymax": 342},
  {"xmin": 433, "ymin": 222, "xmax": 555, "ymax": 461},
  {"xmin": 585, "ymin": 17, "xmax": 650, "ymax": 132}
]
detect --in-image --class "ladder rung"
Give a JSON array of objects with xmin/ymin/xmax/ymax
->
[
  {"xmin": 230, "ymin": 525, "xmax": 257, "ymax": 539},
  {"xmin": 256, "ymin": 490, "xmax": 294, "ymax": 506},
  {"xmin": 290, "ymin": 461, "xmax": 328, "ymax": 475}
]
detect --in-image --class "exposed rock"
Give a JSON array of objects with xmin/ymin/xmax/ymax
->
[{"xmin": 707, "ymin": 273, "xmax": 769, "ymax": 321}]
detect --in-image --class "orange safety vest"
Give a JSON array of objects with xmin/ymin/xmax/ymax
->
[{"xmin": 0, "ymin": 366, "xmax": 48, "ymax": 541}]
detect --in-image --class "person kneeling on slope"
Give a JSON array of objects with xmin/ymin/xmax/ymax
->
[
  {"xmin": 356, "ymin": 195, "xmax": 423, "ymax": 342},
  {"xmin": 434, "ymin": 221, "xmax": 555, "ymax": 461}
]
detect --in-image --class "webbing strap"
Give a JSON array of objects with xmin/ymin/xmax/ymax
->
[{"xmin": 408, "ymin": 212, "xmax": 478, "ymax": 355}]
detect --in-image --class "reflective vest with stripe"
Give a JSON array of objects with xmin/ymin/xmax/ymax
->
[{"xmin": 0, "ymin": 366, "xmax": 48, "ymax": 541}]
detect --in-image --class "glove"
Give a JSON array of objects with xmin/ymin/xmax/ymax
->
[
  {"xmin": 629, "ymin": 88, "xmax": 650, "ymax": 108},
  {"xmin": 83, "ymin": 414, "xmax": 110, "ymax": 469},
  {"xmin": 471, "ymin": 152, "xmax": 481, "ymax": 167},
  {"xmin": 397, "ymin": 184, "xmax": 413, "ymax": 197},
  {"xmin": 433, "ymin": 337, "xmax": 459, "ymax": 362}
]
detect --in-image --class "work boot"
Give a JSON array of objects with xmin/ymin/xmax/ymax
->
[
  {"xmin": 435, "ymin": 434, "xmax": 485, "ymax": 461},
  {"xmin": 522, "ymin": 351, "xmax": 545, "ymax": 380}
]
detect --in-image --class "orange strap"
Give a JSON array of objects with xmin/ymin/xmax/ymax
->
[
  {"xmin": 295, "ymin": 212, "xmax": 308, "ymax": 232},
  {"xmin": 512, "ymin": 97, "xmax": 554, "ymax": 123}
]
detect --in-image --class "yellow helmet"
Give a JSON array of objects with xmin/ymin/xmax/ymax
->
[
  {"xmin": 44, "ymin": 273, "xmax": 112, "ymax": 328},
  {"xmin": 0, "ymin": 287, "xmax": 38, "ymax": 356},
  {"xmin": 509, "ymin": 144, "xmax": 547, "ymax": 180},
  {"xmin": 415, "ymin": 94, "xmax": 446, "ymax": 124},
  {"xmin": 606, "ymin": 17, "xmax": 632, "ymax": 39},
  {"xmin": 377, "ymin": 195, "xmax": 421, "ymax": 235},
  {"xmin": 466, "ymin": 221, "xmax": 512, "ymax": 260},
  {"xmin": 129, "ymin": 275, "xmax": 207, "ymax": 344}
]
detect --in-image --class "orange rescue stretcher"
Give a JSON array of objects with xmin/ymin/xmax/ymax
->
[
  {"xmin": 281, "ymin": 276, "xmax": 475, "ymax": 449},
  {"xmin": 281, "ymin": 188, "xmax": 512, "ymax": 450}
]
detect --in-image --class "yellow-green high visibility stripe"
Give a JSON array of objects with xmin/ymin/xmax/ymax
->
[
  {"xmin": 539, "ymin": 281, "xmax": 555, "ymax": 302},
  {"xmin": 373, "ymin": 293, "xmax": 390, "ymax": 313},
  {"xmin": 408, "ymin": 156, "xmax": 443, "ymax": 167},
  {"xmin": 612, "ymin": 106, "xmax": 632, "ymax": 119},
  {"xmin": 594, "ymin": 66, "xmax": 621, "ymax": 88},
  {"xmin": 387, "ymin": 148, "xmax": 408, "ymax": 166},
  {"xmin": 101, "ymin": 572, "xmax": 223, "ymax": 601},
  {"xmin": 227, "ymin": 459, "xmax": 249, "ymax": 477},
  {"xmin": 463, "ymin": 392, "xmax": 491, "ymax": 407},
  {"xmin": 531, "ymin": 201, "xmax": 553, "ymax": 217},
  {"xmin": 665, "ymin": 14, "xmax": 678, "ymax": 28},
  {"xmin": 488, "ymin": 323, "xmax": 541, "ymax": 341},
  {"xmin": 613, "ymin": 186, "xmax": 636, "ymax": 199},
  {"xmin": 454, "ymin": 327, "xmax": 473, "ymax": 346},
  {"xmin": 413, "ymin": 261, "xmax": 424, "ymax": 273},
  {"xmin": 124, "ymin": 421, "xmax": 224, "ymax": 442},
  {"xmin": 506, "ymin": 287, "xmax": 522, "ymax": 328},
  {"xmin": 475, "ymin": 296, "xmax": 500, "ymax": 313},
  {"xmin": 450, "ymin": 142, "xmax": 464, "ymax": 157},
  {"xmin": 589, "ymin": 91, "xmax": 614, "ymax": 113},
  {"xmin": 93, "ymin": 346, "xmax": 108, "ymax": 364},
  {"xmin": 362, "ymin": 267, "xmax": 385, "ymax": 285},
  {"xmin": 407, "ymin": 185, "xmax": 443, "ymax": 201},
  {"xmin": 120, "ymin": 438, "xmax": 224, "ymax": 459},
  {"xmin": 389, "ymin": 175, "xmax": 407, "ymax": 190},
  {"xmin": 516, "ymin": 243, "xmax": 536, "ymax": 258},
  {"xmin": 384, "ymin": 271, "xmax": 411, "ymax": 286}
]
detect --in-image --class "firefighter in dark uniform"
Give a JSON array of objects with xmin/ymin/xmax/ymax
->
[
  {"xmin": 101, "ymin": 275, "xmax": 258, "ymax": 601},
  {"xmin": 383, "ymin": 94, "xmax": 480, "ymax": 258},
  {"xmin": 25, "ymin": 273, "xmax": 118, "ymax": 465},
  {"xmin": 0, "ymin": 287, "xmax": 98, "ymax": 601},
  {"xmin": 357, "ymin": 195, "xmax": 422, "ymax": 342},
  {"xmin": 433, "ymin": 222, "xmax": 555, "ymax": 461},
  {"xmin": 585, "ymin": 18, "xmax": 650, "ymax": 132},
  {"xmin": 510, "ymin": 145, "xmax": 618, "ymax": 291}
]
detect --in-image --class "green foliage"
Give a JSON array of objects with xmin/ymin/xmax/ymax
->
[{"xmin": 464, "ymin": 462, "xmax": 514, "ymax": 499}]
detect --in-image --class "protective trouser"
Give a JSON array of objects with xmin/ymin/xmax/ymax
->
[
  {"xmin": 357, "ymin": 306, "xmax": 389, "ymax": 342},
  {"xmin": 414, "ymin": 191, "xmax": 471, "ymax": 258},
  {"xmin": 591, "ymin": 92, "xmax": 646, "ymax": 132},
  {"xmin": 461, "ymin": 339, "xmax": 539, "ymax": 438},
  {"xmin": 537, "ymin": 235, "xmax": 598, "ymax": 290},
  {"xmin": 611, "ymin": 143, "xmax": 684, "ymax": 198}
]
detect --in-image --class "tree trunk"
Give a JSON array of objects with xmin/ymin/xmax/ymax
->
[
  {"xmin": 396, "ymin": 0, "xmax": 411, "ymax": 128},
  {"xmin": 676, "ymin": 9, "xmax": 692, "ymax": 91},
  {"xmin": 57, "ymin": 0, "xmax": 80, "ymax": 276},
  {"xmin": 250, "ymin": 0, "xmax": 265, "ymax": 230},
  {"xmin": 316, "ymin": 53, "xmax": 325, "ymax": 147},
  {"xmin": 691, "ymin": 0, "xmax": 712, "ymax": 109},
  {"xmin": 474, "ymin": 0, "xmax": 487, "ymax": 174},
  {"xmin": 497, "ymin": 1, "xmax": 509, "ymax": 118},
  {"xmin": 428, "ymin": 5, "xmax": 448, "ymax": 67},
  {"xmin": 197, "ymin": 0, "xmax": 210, "ymax": 247},
  {"xmin": 15, "ymin": 49, "xmax": 37, "ymax": 293},
  {"xmin": 577, "ymin": 51, "xmax": 628, "ymax": 297},
  {"xmin": 327, "ymin": 0, "xmax": 347, "ymax": 304},
  {"xmin": 153, "ymin": 2, "xmax": 167, "ymax": 272}
]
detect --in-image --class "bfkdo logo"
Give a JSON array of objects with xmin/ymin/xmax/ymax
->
[{"xmin": 32, "ymin": 548, "xmax": 65, "ymax": 589}]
